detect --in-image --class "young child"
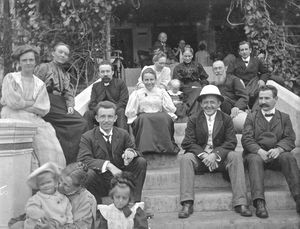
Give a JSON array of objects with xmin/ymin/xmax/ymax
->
[
  {"xmin": 24, "ymin": 162, "xmax": 73, "ymax": 229},
  {"xmin": 97, "ymin": 173, "xmax": 148, "ymax": 229},
  {"xmin": 167, "ymin": 79, "xmax": 186, "ymax": 120}
]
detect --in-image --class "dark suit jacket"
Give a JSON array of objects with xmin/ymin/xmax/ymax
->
[
  {"xmin": 226, "ymin": 56, "xmax": 269, "ymax": 85},
  {"xmin": 217, "ymin": 74, "xmax": 249, "ymax": 110},
  {"xmin": 181, "ymin": 110, "xmax": 237, "ymax": 161},
  {"xmin": 77, "ymin": 127, "xmax": 138, "ymax": 170},
  {"xmin": 88, "ymin": 78, "xmax": 129, "ymax": 111},
  {"xmin": 241, "ymin": 109, "xmax": 296, "ymax": 155}
]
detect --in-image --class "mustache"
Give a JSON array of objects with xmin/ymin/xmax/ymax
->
[{"xmin": 259, "ymin": 103, "xmax": 269, "ymax": 108}]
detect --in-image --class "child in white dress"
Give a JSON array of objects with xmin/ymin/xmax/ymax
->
[
  {"xmin": 97, "ymin": 173, "xmax": 148, "ymax": 229},
  {"xmin": 24, "ymin": 162, "xmax": 73, "ymax": 229}
]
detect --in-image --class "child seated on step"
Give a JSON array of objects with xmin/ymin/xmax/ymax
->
[
  {"xmin": 24, "ymin": 162, "xmax": 73, "ymax": 229},
  {"xmin": 97, "ymin": 172, "xmax": 148, "ymax": 229},
  {"xmin": 167, "ymin": 79, "xmax": 186, "ymax": 120}
]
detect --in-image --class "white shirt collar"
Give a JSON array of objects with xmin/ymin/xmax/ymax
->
[
  {"xmin": 261, "ymin": 108, "xmax": 276, "ymax": 116},
  {"xmin": 242, "ymin": 56, "xmax": 250, "ymax": 62},
  {"xmin": 99, "ymin": 78, "xmax": 110, "ymax": 86},
  {"xmin": 99, "ymin": 127, "xmax": 113, "ymax": 136},
  {"xmin": 204, "ymin": 112, "xmax": 217, "ymax": 121}
]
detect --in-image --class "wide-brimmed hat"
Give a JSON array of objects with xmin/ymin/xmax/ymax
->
[
  {"xmin": 197, "ymin": 85, "xmax": 224, "ymax": 103},
  {"xmin": 27, "ymin": 162, "xmax": 60, "ymax": 190}
]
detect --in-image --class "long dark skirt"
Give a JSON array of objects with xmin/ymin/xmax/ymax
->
[
  {"xmin": 181, "ymin": 81, "xmax": 203, "ymax": 116},
  {"xmin": 132, "ymin": 112, "xmax": 180, "ymax": 154},
  {"xmin": 43, "ymin": 94, "xmax": 88, "ymax": 164}
]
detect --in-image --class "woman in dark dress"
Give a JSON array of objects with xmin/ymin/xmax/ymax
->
[
  {"xmin": 173, "ymin": 47, "xmax": 209, "ymax": 116},
  {"xmin": 34, "ymin": 42, "xmax": 88, "ymax": 164}
]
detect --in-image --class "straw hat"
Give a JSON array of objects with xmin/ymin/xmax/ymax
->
[
  {"xmin": 27, "ymin": 162, "xmax": 60, "ymax": 190},
  {"xmin": 198, "ymin": 85, "xmax": 224, "ymax": 103}
]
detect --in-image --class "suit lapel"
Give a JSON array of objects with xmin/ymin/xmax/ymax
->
[
  {"xmin": 213, "ymin": 111, "xmax": 223, "ymax": 139},
  {"xmin": 238, "ymin": 57, "xmax": 247, "ymax": 70},
  {"xmin": 269, "ymin": 110, "xmax": 281, "ymax": 131},
  {"xmin": 95, "ymin": 128, "xmax": 109, "ymax": 153},
  {"xmin": 199, "ymin": 112, "xmax": 208, "ymax": 142},
  {"xmin": 111, "ymin": 127, "xmax": 120, "ymax": 154},
  {"xmin": 256, "ymin": 110, "xmax": 269, "ymax": 130}
]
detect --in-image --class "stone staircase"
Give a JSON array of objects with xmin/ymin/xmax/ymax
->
[{"xmin": 142, "ymin": 122, "xmax": 300, "ymax": 229}]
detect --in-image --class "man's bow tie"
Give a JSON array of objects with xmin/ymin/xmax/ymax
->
[
  {"xmin": 264, "ymin": 113, "xmax": 274, "ymax": 117},
  {"xmin": 243, "ymin": 60, "xmax": 248, "ymax": 64}
]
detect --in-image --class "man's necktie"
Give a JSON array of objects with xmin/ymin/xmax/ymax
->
[
  {"xmin": 103, "ymin": 135, "xmax": 113, "ymax": 163},
  {"xmin": 264, "ymin": 113, "xmax": 274, "ymax": 117}
]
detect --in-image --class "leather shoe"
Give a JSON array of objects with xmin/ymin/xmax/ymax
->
[
  {"xmin": 255, "ymin": 199, "xmax": 268, "ymax": 218},
  {"xmin": 178, "ymin": 202, "xmax": 193, "ymax": 218},
  {"xmin": 234, "ymin": 205, "xmax": 252, "ymax": 217}
]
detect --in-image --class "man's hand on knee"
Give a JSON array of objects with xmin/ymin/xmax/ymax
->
[
  {"xmin": 257, "ymin": 148, "xmax": 270, "ymax": 162},
  {"xmin": 107, "ymin": 162, "xmax": 122, "ymax": 176},
  {"xmin": 122, "ymin": 148, "xmax": 137, "ymax": 166},
  {"xmin": 202, "ymin": 153, "xmax": 217, "ymax": 168},
  {"xmin": 268, "ymin": 147, "xmax": 283, "ymax": 159}
]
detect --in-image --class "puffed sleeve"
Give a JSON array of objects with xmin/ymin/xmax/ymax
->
[
  {"xmin": 25, "ymin": 82, "xmax": 50, "ymax": 117},
  {"xmin": 62, "ymin": 72, "xmax": 75, "ymax": 108},
  {"xmin": 25, "ymin": 195, "xmax": 45, "ymax": 220},
  {"xmin": 159, "ymin": 67, "xmax": 171, "ymax": 89},
  {"xmin": 125, "ymin": 90, "xmax": 140, "ymax": 124},
  {"xmin": 1, "ymin": 73, "xmax": 27, "ymax": 109},
  {"xmin": 161, "ymin": 89, "xmax": 177, "ymax": 119}
]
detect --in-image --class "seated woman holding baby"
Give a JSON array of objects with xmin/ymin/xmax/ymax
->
[{"xmin": 125, "ymin": 68, "xmax": 179, "ymax": 155}]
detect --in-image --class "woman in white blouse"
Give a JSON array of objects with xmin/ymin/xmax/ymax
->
[
  {"xmin": 125, "ymin": 68, "xmax": 179, "ymax": 154},
  {"xmin": 136, "ymin": 51, "xmax": 171, "ymax": 90}
]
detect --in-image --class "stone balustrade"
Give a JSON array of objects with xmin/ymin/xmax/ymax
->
[{"xmin": 0, "ymin": 119, "xmax": 37, "ymax": 229}]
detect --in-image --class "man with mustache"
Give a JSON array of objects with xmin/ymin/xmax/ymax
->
[
  {"xmin": 211, "ymin": 60, "xmax": 249, "ymax": 132},
  {"xmin": 242, "ymin": 85, "xmax": 300, "ymax": 218},
  {"xmin": 83, "ymin": 61, "xmax": 129, "ymax": 131}
]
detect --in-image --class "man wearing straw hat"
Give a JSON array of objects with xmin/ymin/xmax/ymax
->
[{"xmin": 178, "ymin": 85, "xmax": 252, "ymax": 218}]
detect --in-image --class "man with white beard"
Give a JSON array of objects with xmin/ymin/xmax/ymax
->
[{"xmin": 211, "ymin": 60, "xmax": 249, "ymax": 132}]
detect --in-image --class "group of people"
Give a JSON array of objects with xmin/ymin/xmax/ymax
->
[
  {"xmin": 153, "ymin": 32, "xmax": 211, "ymax": 67},
  {"xmin": 1, "ymin": 35, "xmax": 299, "ymax": 229}
]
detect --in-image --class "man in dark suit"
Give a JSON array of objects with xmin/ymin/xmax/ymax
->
[
  {"xmin": 83, "ymin": 61, "xmax": 128, "ymax": 130},
  {"xmin": 78, "ymin": 101, "xmax": 147, "ymax": 203},
  {"xmin": 178, "ymin": 85, "xmax": 252, "ymax": 218},
  {"xmin": 227, "ymin": 41, "xmax": 269, "ymax": 110},
  {"xmin": 242, "ymin": 85, "xmax": 300, "ymax": 218},
  {"xmin": 211, "ymin": 60, "xmax": 249, "ymax": 133}
]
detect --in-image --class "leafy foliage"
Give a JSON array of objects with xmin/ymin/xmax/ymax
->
[
  {"xmin": 230, "ymin": 0, "xmax": 300, "ymax": 95},
  {"xmin": 13, "ymin": 0, "xmax": 125, "ymax": 93}
]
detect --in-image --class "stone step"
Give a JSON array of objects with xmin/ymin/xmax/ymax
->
[
  {"xmin": 144, "ymin": 168, "xmax": 288, "ymax": 190},
  {"xmin": 148, "ymin": 210, "xmax": 300, "ymax": 229},
  {"xmin": 142, "ymin": 187, "xmax": 295, "ymax": 213}
]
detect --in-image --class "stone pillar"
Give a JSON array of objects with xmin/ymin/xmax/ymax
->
[{"xmin": 0, "ymin": 119, "xmax": 37, "ymax": 229}]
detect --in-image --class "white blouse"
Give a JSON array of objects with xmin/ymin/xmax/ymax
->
[
  {"xmin": 125, "ymin": 87, "xmax": 176, "ymax": 124},
  {"xmin": 137, "ymin": 65, "xmax": 171, "ymax": 90}
]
